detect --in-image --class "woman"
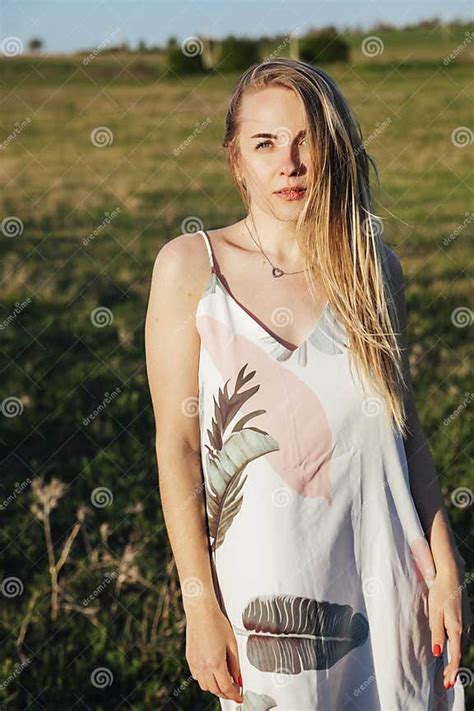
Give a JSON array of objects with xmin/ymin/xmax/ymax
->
[{"xmin": 145, "ymin": 60, "xmax": 470, "ymax": 709}]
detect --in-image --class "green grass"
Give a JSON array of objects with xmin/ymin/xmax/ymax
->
[{"xmin": 0, "ymin": 25, "xmax": 472, "ymax": 709}]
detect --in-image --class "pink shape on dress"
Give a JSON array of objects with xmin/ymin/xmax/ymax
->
[{"xmin": 198, "ymin": 314, "xmax": 335, "ymax": 504}]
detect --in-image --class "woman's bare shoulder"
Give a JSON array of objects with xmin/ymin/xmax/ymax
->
[
  {"xmin": 149, "ymin": 221, "xmax": 243, "ymax": 297},
  {"xmin": 150, "ymin": 230, "xmax": 214, "ymax": 296}
]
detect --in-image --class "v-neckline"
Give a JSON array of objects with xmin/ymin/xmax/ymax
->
[{"xmin": 211, "ymin": 271, "xmax": 330, "ymax": 354}]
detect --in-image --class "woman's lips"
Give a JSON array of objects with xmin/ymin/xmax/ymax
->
[{"xmin": 275, "ymin": 188, "xmax": 306, "ymax": 201}]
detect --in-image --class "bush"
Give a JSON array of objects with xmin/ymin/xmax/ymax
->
[
  {"xmin": 217, "ymin": 37, "xmax": 260, "ymax": 72},
  {"xmin": 300, "ymin": 29, "xmax": 350, "ymax": 64},
  {"xmin": 167, "ymin": 46, "xmax": 205, "ymax": 75}
]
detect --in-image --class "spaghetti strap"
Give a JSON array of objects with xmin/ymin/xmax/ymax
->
[{"xmin": 197, "ymin": 229, "xmax": 218, "ymax": 274}]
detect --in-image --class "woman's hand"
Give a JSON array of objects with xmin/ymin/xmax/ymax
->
[
  {"xmin": 185, "ymin": 605, "xmax": 244, "ymax": 703},
  {"xmin": 428, "ymin": 559, "xmax": 472, "ymax": 689}
]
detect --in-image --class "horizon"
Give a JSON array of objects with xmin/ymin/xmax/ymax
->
[{"xmin": 1, "ymin": 0, "xmax": 472, "ymax": 55}]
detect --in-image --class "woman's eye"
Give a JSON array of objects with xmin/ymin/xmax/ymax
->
[
  {"xmin": 255, "ymin": 137, "xmax": 306, "ymax": 150},
  {"xmin": 255, "ymin": 141, "xmax": 272, "ymax": 150}
]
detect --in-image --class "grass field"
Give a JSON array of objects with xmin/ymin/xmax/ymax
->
[{"xmin": 0, "ymin": 23, "xmax": 472, "ymax": 709}]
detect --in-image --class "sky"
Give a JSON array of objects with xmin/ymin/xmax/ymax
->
[{"xmin": 1, "ymin": 0, "xmax": 472, "ymax": 55}]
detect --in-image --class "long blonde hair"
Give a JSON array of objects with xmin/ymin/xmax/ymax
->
[{"xmin": 222, "ymin": 58, "xmax": 410, "ymax": 439}]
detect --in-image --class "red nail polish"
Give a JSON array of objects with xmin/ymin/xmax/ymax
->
[
  {"xmin": 444, "ymin": 681, "xmax": 452, "ymax": 689},
  {"xmin": 433, "ymin": 644, "xmax": 441, "ymax": 656},
  {"xmin": 238, "ymin": 673, "xmax": 243, "ymax": 687}
]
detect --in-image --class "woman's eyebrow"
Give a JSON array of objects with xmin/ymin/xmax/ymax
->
[{"xmin": 250, "ymin": 129, "xmax": 306, "ymax": 139}]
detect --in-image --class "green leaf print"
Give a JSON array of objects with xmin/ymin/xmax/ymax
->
[
  {"xmin": 205, "ymin": 364, "xmax": 280, "ymax": 552},
  {"xmin": 239, "ymin": 594, "xmax": 369, "ymax": 674}
]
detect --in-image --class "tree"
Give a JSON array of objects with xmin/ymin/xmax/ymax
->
[
  {"xmin": 29, "ymin": 38, "xmax": 43, "ymax": 53},
  {"xmin": 300, "ymin": 29, "xmax": 350, "ymax": 64},
  {"xmin": 217, "ymin": 37, "xmax": 260, "ymax": 72}
]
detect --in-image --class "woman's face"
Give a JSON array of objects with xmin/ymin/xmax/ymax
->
[{"xmin": 236, "ymin": 85, "xmax": 310, "ymax": 218}]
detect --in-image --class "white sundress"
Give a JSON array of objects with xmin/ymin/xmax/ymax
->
[{"xmin": 194, "ymin": 228, "xmax": 465, "ymax": 711}]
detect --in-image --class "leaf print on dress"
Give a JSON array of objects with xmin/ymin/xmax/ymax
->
[
  {"xmin": 237, "ymin": 689, "xmax": 278, "ymax": 710},
  {"xmin": 203, "ymin": 363, "xmax": 280, "ymax": 615},
  {"xmin": 236, "ymin": 594, "xmax": 368, "ymax": 674},
  {"xmin": 205, "ymin": 363, "xmax": 280, "ymax": 552}
]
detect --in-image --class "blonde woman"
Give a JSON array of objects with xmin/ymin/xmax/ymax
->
[{"xmin": 145, "ymin": 60, "xmax": 470, "ymax": 709}]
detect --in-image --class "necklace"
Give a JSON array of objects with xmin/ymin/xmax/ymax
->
[{"xmin": 244, "ymin": 217, "xmax": 308, "ymax": 278}]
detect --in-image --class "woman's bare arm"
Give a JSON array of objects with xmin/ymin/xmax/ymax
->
[
  {"xmin": 145, "ymin": 234, "xmax": 244, "ymax": 703},
  {"xmin": 386, "ymin": 247, "xmax": 465, "ymax": 576},
  {"xmin": 144, "ymin": 234, "xmax": 221, "ymax": 617},
  {"xmin": 387, "ymin": 247, "xmax": 471, "ymax": 686}
]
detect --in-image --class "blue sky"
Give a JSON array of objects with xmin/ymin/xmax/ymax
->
[{"xmin": 1, "ymin": 0, "xmax": 472, "ymax": 54}]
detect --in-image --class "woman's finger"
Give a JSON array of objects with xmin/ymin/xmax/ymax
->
[
  {"xmin": 197, "ymin": 669, "xmax": 221, "ymax": 697},
  {"xmin": 226, "ymin": 638, "xmax": 243, "ymax": 691},
  {"xmin": 442, "ymin": 619, "xmax": 463, "ymax": 689},
  {"xmin": 430, "ymin": 611, "xmax": 445, "ymax": 658},
  {"xmin": 213, "ymin": 660, "xmax": 243, "ymax": 702}
]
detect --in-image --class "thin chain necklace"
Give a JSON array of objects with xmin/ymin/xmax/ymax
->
[{"xmin": 244, "ymin": 216, "xmax": 309, "ymax": 278}]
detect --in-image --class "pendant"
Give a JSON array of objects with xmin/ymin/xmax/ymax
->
[{"xmin": 272, "ymin": 266, "xmax": 284, "ymax": 278}]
